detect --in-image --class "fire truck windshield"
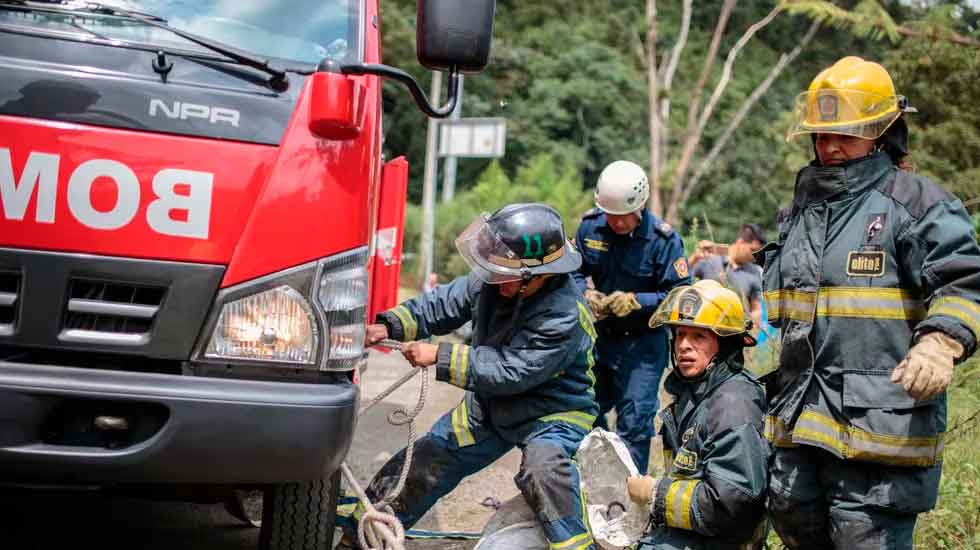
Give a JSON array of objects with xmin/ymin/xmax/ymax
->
[{"xmin": 0, "ymin": 0, "xmax": 361, "ymax": 66}]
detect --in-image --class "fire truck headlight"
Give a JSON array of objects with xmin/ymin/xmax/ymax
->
[
  {"xmin": 204, "ymin": 285, "xmax": 318, "ymax": 364},
  {"xmin": 317, "ymin": 265, "xmax": 369, "ymax": 370}
]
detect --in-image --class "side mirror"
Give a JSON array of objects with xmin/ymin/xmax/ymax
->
[
  {"xmin": 338, "ymin": 0, "xmax": 496, "ymax": 119},
  {"xmin": 416, "ymin": 0, "xmax": 496, "ymax": 74}
]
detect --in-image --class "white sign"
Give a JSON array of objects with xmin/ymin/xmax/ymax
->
[{"xmin": 438, "ymin": 117, "xmax": 506, "ymax": 158}]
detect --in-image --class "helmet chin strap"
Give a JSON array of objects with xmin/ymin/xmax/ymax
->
[{"xmin": 505, "ymin": 268, "xmax": 535, "ymax": 342}]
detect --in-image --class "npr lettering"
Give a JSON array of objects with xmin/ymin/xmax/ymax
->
[
  {"xmin": 149, "ymin": 99, "xmax": 241, "ymax": 127},
  {"xmin": 0, "ymin": 148, "xmax": 213, "ymax": 239}
]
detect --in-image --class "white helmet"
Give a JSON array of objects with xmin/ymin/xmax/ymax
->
[{"xmin": 594, "ymin": 160, "xmax": 649, "ymax": 215}]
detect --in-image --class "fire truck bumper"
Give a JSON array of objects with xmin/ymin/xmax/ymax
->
[{"xmin": 0, "ymin": 361, "xmax": 358, "ymax": 485}]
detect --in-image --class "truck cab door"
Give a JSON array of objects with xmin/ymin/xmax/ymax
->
[{"xmin": 370, "ymin": 156, "xmax": 408, "ymax": 322}]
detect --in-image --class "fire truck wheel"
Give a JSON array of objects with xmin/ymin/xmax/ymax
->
[
  {"xmin": 258, "ymin": 470, "xmax": 339, "ymax": 550},
  {"xmin": 224, "ymin": 488, "xmax": 263, "ymax": 528}
]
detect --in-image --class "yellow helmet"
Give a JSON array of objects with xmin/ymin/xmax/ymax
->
[
  {"xmin": 787, "ymin": 56, "xmax": 909, "ymax": 142},
  {"xmin": 649, "ymin": 280, "xmax": 756, "ymax": 346}
]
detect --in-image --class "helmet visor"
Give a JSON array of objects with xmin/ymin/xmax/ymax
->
[
  {"xmin": 648, "ymin": 286, "xmax": 747, "ymax": 337},
  {"xmin": 787, "ymin": 89, "xmax": 900, "ymax": 141},
  {"xmin": 454, "ymin": 213, "xmax": 527, "ymax": 284}
]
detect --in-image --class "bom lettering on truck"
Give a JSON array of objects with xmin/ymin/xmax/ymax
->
[{"xmin": 0, "ymin": 148, "xmax": 213, "ymax": 239}]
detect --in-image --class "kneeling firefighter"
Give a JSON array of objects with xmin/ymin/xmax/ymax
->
[
  {"xmin": 626, "ymin": 280, "xmax": 769, "ymax": 550},
  {"xmin": 340, "ymin": 203, "xmax": 599, "ymax": 550}
]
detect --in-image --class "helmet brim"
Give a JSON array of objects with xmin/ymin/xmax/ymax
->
[{"xmin": 459, "ymin": 234, "xmax": 582, "ymax": 283}]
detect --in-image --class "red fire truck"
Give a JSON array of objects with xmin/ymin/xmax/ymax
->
[{"xmin": 0, "ymin": 0, "xmax": 494, "ymax": 547}]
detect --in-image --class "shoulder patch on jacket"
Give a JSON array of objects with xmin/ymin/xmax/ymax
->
[
  {"xmin": 583, "ymin": 238, "xmax": 608, "ymax": 252},
  {"xmin": 879, "ymin": 170, "xmax": 954, "ymax": 219}
]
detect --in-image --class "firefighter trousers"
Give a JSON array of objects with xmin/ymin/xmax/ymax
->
[
  {"xmin": 767, "ymin": 446, "xmax": 940, "ymax": 550},
  {"xmin": 346, "ymin": 417, "xmax": 596, "ymax": 550}
]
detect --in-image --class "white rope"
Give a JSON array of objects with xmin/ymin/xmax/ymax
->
[{"xmin": 339, "ymin": 339, "xmax": 430, "ymax": 550}]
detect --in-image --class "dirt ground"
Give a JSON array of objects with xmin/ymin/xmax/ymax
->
[{"xmin": 344, "ymin": 349, "xmax": 666, "ymax": 549}]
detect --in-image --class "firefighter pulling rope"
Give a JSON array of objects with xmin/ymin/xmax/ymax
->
[{"xmin": 339, "ymin": 338, "xmax": 426, "ymax": 550}]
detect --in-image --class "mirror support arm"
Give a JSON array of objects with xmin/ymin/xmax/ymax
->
[{"xmin": 341, "ymin": 64, "xmax": 459, "ymax": 118}]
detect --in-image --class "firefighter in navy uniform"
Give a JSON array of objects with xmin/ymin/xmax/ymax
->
[
  {"xmin": 340, "ymin": 203, "xmax": 599, "ymax": 550},
  {"xmin": 573, "ymin": 160, "xmax": 692, "ymax": 473},
  {"xmin": 763, "ymin": 56, "xmax": 980, "ymax": 549},
  {"xmin": 626, "ymin": 280, "xmax": 769, "ymax": 550}
]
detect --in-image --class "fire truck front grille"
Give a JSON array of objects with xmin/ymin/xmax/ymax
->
[
  {"xmin": 61, "ymin": 279, "xmax": 167, "ymax": 346},
  {"xmin": 0, "ymin": 248, "xmax": 224, "ymax": 361},
  {"xmin": 0, "ymin": 271, "xmax": 20, "ymax": 336}
]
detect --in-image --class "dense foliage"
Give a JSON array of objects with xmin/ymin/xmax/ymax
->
[{"xmin": 382, "ymin": 1, "xmax": 978, "ymax": 279}]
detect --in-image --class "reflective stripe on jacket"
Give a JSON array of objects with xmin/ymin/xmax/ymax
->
[
  {"xmin": 378, "ymin": 272, "xmax": 599, "ymax": 444},
  {"xmin": 760, "ymin": 151, "xmax": 980, "ymax": 467}
]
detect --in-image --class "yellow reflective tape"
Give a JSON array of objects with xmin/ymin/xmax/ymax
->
[
  {"xmin": 452, "ymin": 400, "xmax": 475, "ymax": 447},
  {"xmin": 764, "ymin": 415, "xmax": 798, "ymax": 448},
  {"xmin": 794, "ymin": 409, "xmax": 942, "ymax": 466},
  {"xmin": 664, "ymin": 481, "xmax": 683, "ymax": 528},
  {"xmin": 449, "ymin": 344, "xmax": 460, "ymax": 386},
  {"xmin": 678, "ymin": 480, "xmax": 698, "ymax": 530},
  {"xmin": 353, "ymin": 500, "xmax": 366, "ymax": 521},
  {"xmin": 337, "ymin": 503, "xmax": 356, "ymax": 518},
  {"xmin": 567, "ymin": 538, "xmax": 596, "ymax": 550},
  {"xmin": 663, "ymin": 449, "xmax": 674, "ymax": 471},
  {"xmin": 799, "ymin": 409, "xmax": 941, "ymax": 447},
  {"xmin": 766, "ymin": 287, "xmax": 927, "ymax": 322},
  {"xmin": 577, "ymin": 302, "xmax": 598, "ymax": 380},
  {"xmin": 541, "ymin": 411, "xmax": 597, "ymax": 431},
  {"xmin": 577, "ymin": 302, "xmax": 598, "ymax": 340},
  {"xmin": 818, "ymin": 287, "xmax": 925, "ymax": 320},
  {"xmin": 793, "ymin": 425, "xmax": 847, "ymax": 455},
  {"xmin": 550, "ymin": 531, "xmax": 592, "ymax": 550},
  {"xmin": 389, "ymin": 305, "xmax": 417, "ymax": 341},
  {"xmin": 458, "ymin": 345, "xmax": 471, "ymax": 387},
  {"xmin": 929, "ymin": 296, "xmax": 980, "ymax": 338}
]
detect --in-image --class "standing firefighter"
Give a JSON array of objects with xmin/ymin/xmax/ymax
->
[
  {"xmin": 626, "ymin": 280, "xmax": 769, "ymax": 550},
  {"xmin": 763, "ymin": 56, "xmax": 980, "ymax": 549},
  {"xmin": 573, "ymin": 160, "xmax": 692, "ymax": 472},
  {"xmin": 342, "ymin": 203, "xmax": 599, "ymax": 550}
]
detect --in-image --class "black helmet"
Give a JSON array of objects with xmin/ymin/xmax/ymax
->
[{"xmin": 455, "ymin": 203, "xmax": 582, "ymax": 283}]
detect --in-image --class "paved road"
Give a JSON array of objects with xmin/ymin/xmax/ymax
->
[{"xmin": 0, "ymin": 350, "xmax": 509, "ymax": 550}]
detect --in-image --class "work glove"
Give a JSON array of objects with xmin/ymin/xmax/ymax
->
[
  {"xmin": 606, "ymin": 291, "xmax": 641, "ymax": 317},
  {"xmin": 891, "ymin": 331, "xmax": 964, "ymax": 401},
  {"xmin": 584, "ymin": 289, "xmax": 609, "ymax": 320},
  {"xmin": 626, "ymin": 475, "xmax": 660, "ymax": 511}
]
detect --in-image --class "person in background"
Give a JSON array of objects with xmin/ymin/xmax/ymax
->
[
  {"xmin": 573, "ymin": 160, "xmax": 692, "ymax": 473},
  {"xmin": 689, "ymin": 223, "xmax": 767, "ymax": 334}
]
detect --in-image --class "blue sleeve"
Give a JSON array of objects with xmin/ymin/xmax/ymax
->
[
  {"xmin": 635, "ymin": 234, "xmax": 692, "ymax": 312},
  {"xmin": 377, "ymin": 273, "xmax": 477, "ymax": 341},
  {"xmin": 433, "ymin": 307, "xmax": 581, "ymax": 397}
]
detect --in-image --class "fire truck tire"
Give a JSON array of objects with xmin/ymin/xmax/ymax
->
[{"xmin": 259, "ymin": 470, "xmax": 339, "ymax": 550}]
